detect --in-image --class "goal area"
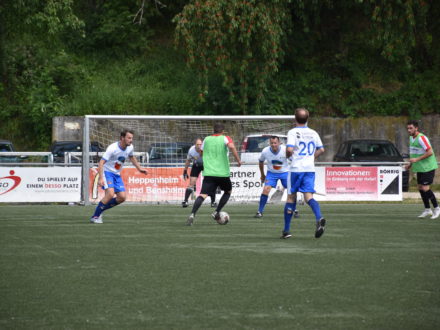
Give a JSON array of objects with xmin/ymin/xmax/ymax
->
[{"xmin": 81, "ymin": 115, "xmax": 294, "ymax": 205}]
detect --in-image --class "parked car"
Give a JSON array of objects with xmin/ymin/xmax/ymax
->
[
  {"xmin": 240, "ymin": 134, "xmax": 287, "ymax": 164},
  {"xmin": 0, "ymin": 140, "xmax": 22, "ymax": 163},
  {"xmin": 147, "ymin": 142, "xmax": 192, "ymax": 167},
  {"xmin": 333, "ymin": 139, "xmax": 409, "ymax": 191},
  {"xmin": 51, "ymin": 141, "xmax": 105, "ymax": 163}
]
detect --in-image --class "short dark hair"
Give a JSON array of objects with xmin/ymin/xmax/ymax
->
[
  {"xmin": 295, "ymin": 108, "xmax": 309, "ymax": 124},
  {"xmin": 213, "ymin": 122, "xmax": 224, "ymax": 133},
  {"xmin": 407, "ymin": 120, "xmax": 419, "ymax": 128},
  {"xmin": 120, "ymin": 129, "xmax": 134, "ymax": 138},
  {"xmin": 270, "ymin": 136, "xmax": 280, "ymax": 141}
]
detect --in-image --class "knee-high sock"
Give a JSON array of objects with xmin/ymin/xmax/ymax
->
[
  {"xmin": 307, "ymin": 198, "xmax": 322, "ymax": 221},
  {"xmin": 210, "ymin": 193, "xmax": 216, "ymax": 204},
  {"xmin": 93, "ymin": 197, "xmax": 118, "ymax": 217},
  {"xmin": 191, "ymin": 196, "xmax": 205, "ymax": 215},
  {"xmin": 258, "ymin": 194, "xmax": 269, "ymax": 213},
  {"xmin": 419, "ymin": 190, "xmax": 430, "ymax": 208},
  {"xmin": 283, "ymin": 203, "xmax": 295, "ymax": 232},
  {"xmin": 184, "ymin": 187, "xmax": 193, "ymax": 202},
  {"xmin": 216, "ymin": 192, "xmax": 231, "ymax": 213},
  {"xmin": 425, "ymin": 190, "xmax": 438, "ymax": 208}
]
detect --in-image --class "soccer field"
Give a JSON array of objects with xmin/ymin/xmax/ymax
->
[{"xmin": 0, "ymin": 203, "xmax": 439, "ymax": 329}]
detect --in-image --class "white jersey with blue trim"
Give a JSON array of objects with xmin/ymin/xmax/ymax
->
[
  {"xmin": 102, "ymin": 142, "xmax": 134, "ymax": 174},
  {"xmin": 258, "ymin": 145, "xmax": 289, "ymax": 173},
  {"xmin": 287, "ymin": 126, "xmax": 323, "ymax": 172}
]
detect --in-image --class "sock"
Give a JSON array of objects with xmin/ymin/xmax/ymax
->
[
  {"xmin": 93, "ymin": 197, "xmax": 119, "ymax": 218},
  {"xmin": 258, "ymin": 194, "xmax": 269, "ymax": 213},
  {"xmin": 419, "ymin": 190, "xmax": 430, "ymax": 209},
  {"xmin": 283, "ymin": 203, "xmax": 295, "ymax": 232},
  {"xmin": 425, "ymin": 190, "xmax": 438, "ymax": 208},
  {"xmin": 216, "ymin": 192, "xmax": 231, "ymax": 213},
  {"xmin": 307, "ymin": 198, "xmax": 322, "ymax": 221},
  {"xmin": 102, "ymin": 197, "xmax": 118, "ymax": 211},
  {"xmin": 210, "ymin": 193, "xmax": 216, "ymax": 204},
  {"xmin": 92, "ymin": 202, "xmax": 105, "ymax": 218},
  {"xmin": 184, "ymin": 188, "xmax": 193, "ymax": 202},
  {"xmin": 191, "ymin": 196, "xmax": 205, "ymax": 215}
]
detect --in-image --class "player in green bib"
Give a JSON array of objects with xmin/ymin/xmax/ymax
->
[
  {"xmin": 186, "ymin": 123, "xmax": 242, "ymax": 225},
  {"xmin": 405, "ymin": 120, "xmax": 439, "ymax": 219}
]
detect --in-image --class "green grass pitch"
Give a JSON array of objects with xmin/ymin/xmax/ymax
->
[{"xmin": 0, "ymin": 203, "xmax": 439, "ymax": 329}]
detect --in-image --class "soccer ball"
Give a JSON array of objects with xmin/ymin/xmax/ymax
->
[{"xmin": 217, "ymin": 211, "xmax": 230, "ymax": 225}]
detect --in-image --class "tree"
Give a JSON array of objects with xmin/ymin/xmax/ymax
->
[{"xmin": 174, "ymin": 0, "xmax": 291, "ymax": 114}]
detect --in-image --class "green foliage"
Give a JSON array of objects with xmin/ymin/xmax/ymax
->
[
  {"xmin": 72, "ymin": 1, "xmax": 154, "ymax": 56},
  {"xmin": 1, "ymin": 0, "xmax": 439, "ymax": 150},
  {"xmin": 174, "ymin": 0, "xmax": 291, "ymax": 113},
  {"xmin": 368, "ymin": 0, "xmax": 430, "ymax": 66},
  {"xmin": 62, "ymin": 47, "xmax": 200, "ymax": 117}
]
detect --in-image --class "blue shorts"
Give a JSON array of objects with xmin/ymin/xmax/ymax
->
[
  {"xmin": 265, "ymin": 171, "xmax": 288, "ymax": 188},
  {"xmin": 103, "ymin": 171, "xmax": 125, "ymax": 193},
  {"xmin": 288, "ymin": 172, "xmax": 316, "ymax": 194}
]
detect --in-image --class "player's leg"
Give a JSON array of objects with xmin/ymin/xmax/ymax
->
[
  {"xmin": 91, "ymin": 173, "xmax": 126, "ymax": 223},
  {"xmin": 91, "ymin": 171, "xmax": 120, "ymax": 223},
  {"xmin": 183, "ymin": 179, "xmax": 196, "ymax": 207},
  {"xmin": 417, "ymin": 170, "xmax": 439, "ymax": 219},
  {"xmin": 302, "ymin": 173, "xmax": 326, "ymax": 238},
  {"xmin": 91, "ymin": 187, "xmax": 115, "ymax": 223},
  {"xmin": 281, "ymin": 192, "xmax": 296, "ymax": 239},
  {"xmin": 186, "ymin": 176, "xmax": 214, "ymax": 225},
  {"xmin": 280, "ymin": 171, "xmax": 299, "ymax": 218},
  {"xmin": 281, "ymin": 172, "xmax": 300, "ymax": 238},
  {"xmin": 183, "ymin": 167, "xmax": 200, "ymax": 207},
  {"xmin": 212, "ymin": 177, "xmax": 233, "ymax": 221},
  {"xmin": 255, "ymin": 184, "xmax": 272, "ymax": 218},
  {"xmin": 209, "ymin": 191, "xmax": 217, "ymax": 208}
]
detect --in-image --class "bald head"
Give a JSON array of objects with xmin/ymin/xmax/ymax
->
[{"xmin": 295, "ymin": 108, "xmax": 309, "ymax": 124}]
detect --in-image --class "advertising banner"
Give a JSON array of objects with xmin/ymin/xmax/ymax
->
[
  {"xmin": 0, "ymin": 165, "xmax": 401, "ymax": 203},
  {"xmin": 89, "ymin": 167, "xmax": 201, "ymax": 203},
  {"xmin": 317, "ymin": 166, "xmax": 402, "ymax": 201},
  {"xmin": 0, "ymin": 167, "xmax": 81, "ymax": 202},
  {"xmin": 89, "ymin": 165, "xmax": 402, "ymax": 203}
]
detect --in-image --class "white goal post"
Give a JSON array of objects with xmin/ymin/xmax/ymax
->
[{"xmin": 81, "ymin": 115, "xmax": 295, "ymax": 205}]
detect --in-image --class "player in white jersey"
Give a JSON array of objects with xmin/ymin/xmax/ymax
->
[
  {"xmin": 182, "ymin": 138, "xmax": 216, "ymax": 208},
  {"xmin": 281, "ymin": 108, "xmax": 326, "ymax": 239},
  {"xmin": 254, "ymin": 136, "xmax": 298, "ymax": 218},
  {"xmin": 90, "ymin": 129, "xmax": 148, "ymax": 223}
]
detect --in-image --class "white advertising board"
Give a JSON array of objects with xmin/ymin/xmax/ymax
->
[{"xmin": 0, "ymin": 167, "xmax": 81, "ymax": 202}]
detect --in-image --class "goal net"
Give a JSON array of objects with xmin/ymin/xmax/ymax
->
[{"xmin": 82, "ymin": 115, "xmax": 294, "ymax": 205}]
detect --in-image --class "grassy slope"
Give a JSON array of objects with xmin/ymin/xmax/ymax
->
[{"xmin": 0, "ymin": 203, "xmax": 439, "ymax": 329}]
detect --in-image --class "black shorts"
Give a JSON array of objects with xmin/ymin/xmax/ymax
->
[
  {"xmin": 190, "ymin": 165, "xmax": 203, "ymax": 178},
  {"xmin": 417, "ymin": 170, "xmax": 436, "ymax": 185},
  {"xmin": 201, "ymin": 176, "xmax": 232, "ymax": 195}
]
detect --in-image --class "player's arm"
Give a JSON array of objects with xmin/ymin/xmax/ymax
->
[
  {"xmin": 227, "ymin": 142, "xmax": 242, "ymax": 167},
  {"xmin": 97, "ymin": 159, "xmax": 106, "ymax": 187},
  {"xmin": 286, "ymin": 131, "xmax": 295, "ymax": 158},
  {"xmin": 315, "ymin": 147, "xmax": 325, "ymax": 159},
  {"xmin": 183, "ymin": 158, "xmax": 191, "ymax": 179},
  {"xmin": 129, "ymin": 155, "xmax": 148, "ymax": 175},
  {"xmin": 259, "ymin": 161, "xmax": 266, "ymax": 183},
  {"xmin": 409, "ymin": 149, "xmax": 433, "ymax": 164}
]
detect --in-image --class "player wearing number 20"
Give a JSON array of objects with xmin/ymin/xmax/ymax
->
[{"xmin": 282, "ymin": 108, "xmax": 326, "ymax": 239}]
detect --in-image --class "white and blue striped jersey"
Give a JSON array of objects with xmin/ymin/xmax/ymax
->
[
  {"xmin": 102, "ymin": 142, "xmax": 134, "ymax": 174},
  {"xmin": 287, "ymin": 126, "xmax": 323, "ymax": 172},
  {"xmin": 258, "ymin": 145, "xmax": 289, "ymax": 173}
]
